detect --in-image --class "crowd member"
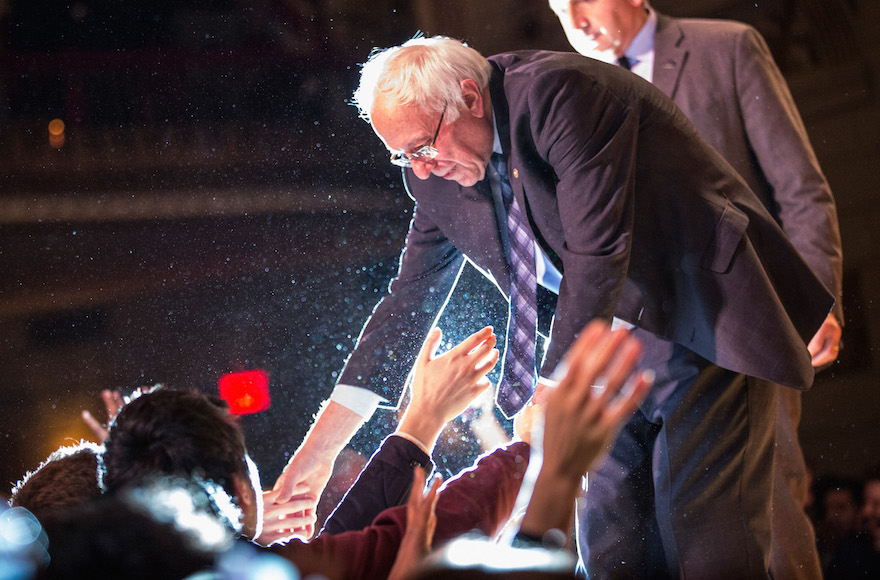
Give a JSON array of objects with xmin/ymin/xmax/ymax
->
[
  {"xmin": 826, "ymin": 466, "xmax": 880, "ymax": 578},
  {"xmin": 9, "ymin": 441, "xmax": 102, "ymax": 523},
  {"xmin": 96, "ymin": 320, "xmax": 650, "ymax": 579},
  {"xmin": 546, "ymin": 1, "xmax": 843, "ymax": 576},
  {"xmin": 38, "ymin": 476, "xmax": 235, "ymax": 580},
  {"xmin": 813, "ymin": 474, "xmax": 864, "ymax": 569},
  {"xmin": 272, "ymin": 34, "xmax": 833, "ymax": 578}
]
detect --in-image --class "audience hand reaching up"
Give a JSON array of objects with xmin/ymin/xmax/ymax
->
[
  {"xmin": 388, "ymin": 466, "xmax": 443, "ymax": 580},
  {"xmin": 81, "ymin": 389, "xmax": 126, "ymax": 443},
  {"xmin": 519, "ymin": 320, "xmax": 654, "ymax": 537},
  {"xmin": 396, "ymin": 326, "xmax": 499, "ymax": 453}
]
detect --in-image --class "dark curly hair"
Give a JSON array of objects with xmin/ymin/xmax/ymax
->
[{"xmin": 101, "ymin": 388, "xmax": 248, "ymax": 499}]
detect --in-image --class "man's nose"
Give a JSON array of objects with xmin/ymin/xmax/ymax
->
[
  {"xmin": 569, "ymin": 7, "xmax": 588, "ymax": 30},
  {"xmin": 411, "ymin": 158, "xmax": 436, "ymax": 180}
]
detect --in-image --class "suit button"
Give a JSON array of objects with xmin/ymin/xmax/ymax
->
[{"xmin": 513, "ymin": 168, "xmax": 519, "ymax": 179}]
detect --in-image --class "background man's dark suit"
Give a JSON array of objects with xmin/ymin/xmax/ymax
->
[
  {"xmin": 340, "ymin": 50, "xmax": 833, "ymax": 575},
  {"xmin": 646, "ymin": 15, "xmax": 842, "ymax": 578}
]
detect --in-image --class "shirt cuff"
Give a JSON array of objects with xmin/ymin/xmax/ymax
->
[
  {"xmin": 329, "ymin": 384, "xmax": 385, "ymax": 420},
  {"xmin": 392, "ymin": 431, "xmax": 432, "ymax": 456}
]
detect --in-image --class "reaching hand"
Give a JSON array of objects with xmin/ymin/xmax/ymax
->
[
  {"xmin": 518, "ymin": 320, "xmax": 653, "ymax": 537},
  {"xmin": 270, "ymin": 449, "xmax": 332, "ymax": 539},
  {"xmin": 542, "ymin": 321, "xmax": 653, "ymax": 479},
  {"xmin": 397, "ymin": 326, "xmax": 499, "ymax": 451},
  {"xmin": 81, "ymin": 389, "xmax": 126, "ymax": 443},
  {"xmin": 808, "ymin": 313, "xmax": 842, "ymax": 368},
  {"xmin": 387, "ymin": 466, "xmax": 442, "ymax": 580},
  {"xmin": 254, "ymin": 489, "xmax": 318, "ymax": 545},
  {"xmin": 272, "ymin": 399, "xmax": 367, "ymax": 520}
]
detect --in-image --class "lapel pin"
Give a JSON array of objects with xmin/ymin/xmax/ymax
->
[{"xmin": 513, "ymin": 168, "xmax": 519, "ymax": 179}]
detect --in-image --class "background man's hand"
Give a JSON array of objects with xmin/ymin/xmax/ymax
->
[{"xmin": 808, "ymin": 313, "xmax": 842, "ymax": 368}]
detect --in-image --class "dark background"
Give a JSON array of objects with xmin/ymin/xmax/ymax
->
[{"xmin": 1, "ymin": 0, "xmax": 877, "ymax": 504}]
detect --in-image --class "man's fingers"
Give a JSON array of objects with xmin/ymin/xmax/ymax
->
[
  {"xmin": 592, "ymin": 335, "xmax": 643, "ymax": 406},
  {"xmin": 457, "ymin": 326, "xmax": 495, "ymax": 355},
  {"xmin": 561, "ymin": 323, "xmax": 625, "ymax": 401},
  {"xmin": 262, "ymin": 489, "xmax": 315, "ymax": 514},
  {"xmin": 554, "ymin": 320, "xmax": 611, "ymax": 387},
  {"xmin": 101, "ymin": 389, "xmax": 124, "ymax": 418},
  {"xmin": 271, "ymin": 476, "xmax": 310, "ymax": 501},
  {"xmin": 473, "ymin": 347, "xmax": 500, "ymax": 376},
  {"xmin": 418, "ymin": 327, "xmax": 444, "ymax": 365},
  {"xmin": 605, "ymin": 369, "xmax": 654, "ymax": 425}
]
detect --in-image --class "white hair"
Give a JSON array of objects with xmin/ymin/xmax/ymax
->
[{"xmin": 352, "ymin": 36, "xmax": 492, "ymax": 125}]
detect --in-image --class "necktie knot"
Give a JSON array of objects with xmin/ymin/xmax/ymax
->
[
  {"xmin": 618, "ymin": 55, "xmax": 633, "ymax": 70},
  {"xmin": 490, "ymin": 153, "xmax": 513, "ymax": 207}
]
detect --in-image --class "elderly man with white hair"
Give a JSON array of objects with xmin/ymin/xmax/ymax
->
[{"xmin": 274, "ymin": 35, "xmax": 834, "ymax": 578}]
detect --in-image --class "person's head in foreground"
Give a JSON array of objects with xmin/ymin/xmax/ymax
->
[
  {"xmin": 9, "ymin": 441, "xmax": 102, "ymax": 523},
  {"xmin": 101, "ymin": 387, "xmax": 264, "ymax": 540}
]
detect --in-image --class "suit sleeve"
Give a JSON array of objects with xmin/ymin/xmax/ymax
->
[
  {"xmin": 337, "ymin": 181, "xmax": 466, "ymax": 405},
  {"xmin": 734, "ymin": 26, "xmax": 843, "ymax": 319},
  {"xmin": 524, "ymin": 69, "xmax": 639, "ymax": 374}
]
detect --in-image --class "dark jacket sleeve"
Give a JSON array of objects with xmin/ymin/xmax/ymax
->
[
  {"xmin": 337, "ymin": 192, "xmax": 466, "ymax": 405},
  {"xmin": 321, "ymin": 435, "xmax": 432, "ymax": 535}
]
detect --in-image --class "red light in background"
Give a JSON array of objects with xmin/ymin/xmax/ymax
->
[{"xmin": 219, "ymin": 370, "xmax": 270, "ymax": 415}]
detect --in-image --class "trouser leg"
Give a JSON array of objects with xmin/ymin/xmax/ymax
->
[
  {"xmin": 579, "ymin": 330, "xmax": 777, "ymax": 579},
  {"xmin": 769, "ymin": 386, "xmax": 823, "ymax": 580}
]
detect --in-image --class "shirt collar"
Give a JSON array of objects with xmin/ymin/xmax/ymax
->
[
  {"xmin": 492, "ymin": 116, "xmax": 502, "ymax": 155},
  {"xmin": 625, "ymin": 7, "xmax": 657, "ymax": 62}
]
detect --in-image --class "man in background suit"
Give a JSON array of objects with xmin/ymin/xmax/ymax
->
[
  {"xmin": 274, "ymin": 36, "xmax": 833, "ymax": 577},
  {"xmin": 548, "ymin": 0, "xmax": 843, "ymax": 576}
]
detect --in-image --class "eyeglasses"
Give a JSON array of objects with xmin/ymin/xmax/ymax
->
[{"xmin": 390, "ymin": 105, "xmax": 446, "ymax": 168}]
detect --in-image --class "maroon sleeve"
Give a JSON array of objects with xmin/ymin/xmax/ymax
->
[{"xmin": 269, "ymin": 441, "xmax": 531, "ymax": 580}]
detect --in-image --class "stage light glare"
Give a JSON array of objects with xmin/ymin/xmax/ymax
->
[
  {"xmin": 48, "ymin": 119, "xmax": 65, "ymax": 136},
  {"xmin": 218, "ymin": 370, "xmax": 270, "ymax": 415}
]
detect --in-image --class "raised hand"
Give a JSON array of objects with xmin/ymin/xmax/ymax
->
[
  {"xmin": 396, "ymin": 326, "xmax": 499, "ymax": 452},
  {"xmin": 519, "ymin": 320, "xmax": 654, "ymax": 536},
  {"xmin": 388, "ymin": 466, "xmax": 443, "ymax": 580},
  {"xmin": 81, "ymin": 389, "xmax": 126, "ymax": 443}
]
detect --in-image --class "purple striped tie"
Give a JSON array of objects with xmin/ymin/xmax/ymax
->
[{"xmin": 492, "ymin": 154, "xmax": 538, "ymax": 418}]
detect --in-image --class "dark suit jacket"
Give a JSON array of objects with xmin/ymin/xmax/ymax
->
[
  {"xmin": 652, "ymin": 14, "xmax": 843, "ymax": 320},
  {"xmin": 339, "ymin": 50, "xmax": 834, "ymax": 410}
]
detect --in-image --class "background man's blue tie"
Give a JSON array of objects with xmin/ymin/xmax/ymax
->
[{"xmin": 490, "ymin": 153, "xmax": 538, "ymax": 418}]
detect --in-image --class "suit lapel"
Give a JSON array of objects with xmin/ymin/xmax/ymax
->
[{"xmin": 653, "ymin": 15, "xmax": 688, "ymax": 99}]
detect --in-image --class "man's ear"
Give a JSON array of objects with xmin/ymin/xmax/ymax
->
[
  {"xmin": 232, "ymin": 473, "xmax": 260, "ymax": 539},
  {"xmin": 460, "ymin": 79, "xmax": 486, "ymax": 118},
  {"xmin": 232, "ymin": 474, "xmax": 256, "ymax": 509}
]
